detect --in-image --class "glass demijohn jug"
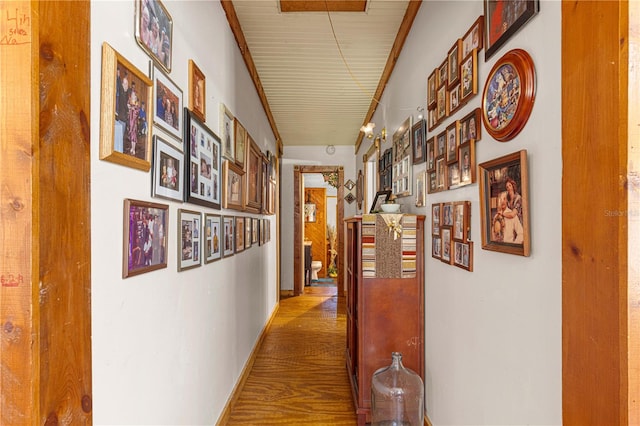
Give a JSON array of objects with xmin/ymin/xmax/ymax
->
[{"xmin": 371, "ymin": 352, "xmax": 424, "ymax": 426}]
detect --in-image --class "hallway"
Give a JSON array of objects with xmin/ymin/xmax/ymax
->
[{"xmin": 224, "ymin": 288, "xmax": 357, "ymax": 425}]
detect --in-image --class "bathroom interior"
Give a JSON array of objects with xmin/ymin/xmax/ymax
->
[{"xmin": 303, "ymin": 173, "xmax": 338, "ymax": 287}]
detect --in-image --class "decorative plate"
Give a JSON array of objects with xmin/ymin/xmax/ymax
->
[{"xmin": 481, "ymin": 49, "xmax": 536, "ymax": 142}]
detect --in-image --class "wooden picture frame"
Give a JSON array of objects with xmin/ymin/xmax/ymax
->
[
  {"xmin": 412, "ymin": 119, "xmax": 426, "ymax": 164},
  {"xmin": 482, "ymin": 49, "xmax": 536, "ymax": 142},
  {"xmin": 151, "ymin": 134, "xmax": 184, "ymax": 202},
  {"xmin": 445, "ymin": 121, "xmax": 459, "ymax": 164},
  {"xmin": 460, "ymin": 49, "xmax": 478, "ymax": 103},
  {"xmin": 245, "ymin": 216, "xmax": 252, "ymax": 249},
  {"xmin": 459, "ymin": 107, "xmax": 482, "ymax": 145},
  {"xmin": 252, "ymin": 217, "xmax": 259, "ymax": 244},
  {"xmin": 135, "ymin": 0, "xmax": 172, "ymax": 73},
  {"xmin": 435, "ymin": 157, "xmax": 447, "ymax": 192},
  {"xmin": 448, "ymin": 84, "xmax": 462, "ymax": 115},
  {"xmin": 220, "ymin": 103, "xmax": 235, "ymax": 161},
  {"xmin": 453, "ymin": 240, "xmax": 474, "ymax": 271},
  {"xmin": 426, "ymin": 137, "xmax": 435, "ymax": 172},
  {"xmin": 123, "ymin": 198, "xmax": 168, "ymax": 278},
  {"xmin": 369, "ymin": 190, "xmax": 391, "ymax": 213},
  {"xmin": 462, "ymin": 15, "xmax": 484, "ymax": 58},
  {"xmin": 427, "ymin": 170, "xmax": 437, "ymax": 194},
  {"xmin": 431, "ymin": 203, "xmax": 441, "ymax": 236},
  {"xmin": 437, "ymin": 59, "xmax": 448, "ymax": 87},
  {"xmin": 485, "ymin": 0, "xmax": 539, "ymax": 61},
  {"xmin": 436, "ymin": 83, "xmax": 448, "ymax": 122},
  {"xmin": 235, "ymin": 216, "xmax": 245, "ymax": 253},
  {"xmin": 244, "ymin": 137, "xmax": 263, "ymax": 213},
  {"xmin": 415, "ymin": 170, "xmax": 426, "ymax": 207},
  {"xmin": 151, "ymin": 65, "xmax": 182, "ymax": 144},
  {"xmin": 458, "ymin": 141, "xmax": 476, "ymax": 186},
  {"xmin": 223, "ymin": 160, "xmax": 245, "ymax": 211},
  {"xmin": 427, "ymin": 69, "xmax": 437, "ymax": 110},
  {"xmin": 478, "ymin": 150, "xmax": 530, "ymax": 256},
  {"xmin": 448, "ymin": 162, "xmax": 461, "ymax": 190},
  {"xmin": 184, "ymin": 108, "xmax": 221, "ymax": 209},
  {"xmin": 234, "ymin": 119, "xmax": 247, "ymax": 168},
  {"xmin": 442, "ymin": 202, "xmax": 454, "ymax": 227},
  {"xmin": 432, "ymin": 236, "xmax": 442, "ymax": 260},
  {"xmin": 204, "ymin": 213, "xmax": 222, "ymax": 263},
  {"xmin": 356, "ymin": 169, "xmax": 364, "ymax": 210},
  {"xmin": 453, "ymin": 201, "xmax": 471, "ymax": 241},
  {"xmin": 188, "ymin": 59, "xmax": 205, "ymax": 122},
  {"xmin": 441, "ymin": 227, "xmax": 452, "ymax": 264},
  {"xmin": 222, "ymin": 216, "xmax": 235, "ymax": 257},
  {"xmin": 177, "ymin": 208, "xmax": 201, "ymax": 271},
  {"xmin": 447, "ymin": 39, "xmax": 462, "ymax": 88},
  {"xmin": 100, "ymin": 42, "xmax": 153, "ymax": 171}
]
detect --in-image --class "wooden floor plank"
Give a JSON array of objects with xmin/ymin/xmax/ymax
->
[{"xmin": 225, "ymin": 289, "xmax": 357, "ymax": 425}]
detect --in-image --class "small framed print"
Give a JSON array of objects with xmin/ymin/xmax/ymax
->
[
  {"xmin": 441, "ymin": 227, "xmax": 452, "ymax": 264},
  {"xmin": 436, "ymin": 157, "xmax": 447, "ymax": 191},
  {"xmin": 432, "ymin": 203, "xmax": 442, "ymax": 236},
  {"xmin": 462, "ymin": 15, "xmax": 484, "ymax": 58},
  {"xmin": 244, "ymin": 137, "xmax": 263, "ymax": 213},
  {"xmin": 252, "ymin": 217, "xmax": 259, "ymax": 244},
  {"xmin": 447, "ymin": 39, "xmax": 462, "ymax": 88},
  {"xmin": 442, "ymin": 202, "xmax": 454, "ymax": 226},
  {"xmin": 223, "ymin": 160, "xmax": 245, "ymax": 211},
  {"xmin": 204, "ymin": 213, "xmax": 222, "ymax": 263},
  {"xmin": 412, "ymin": 119, "xmax": 426, "ymax": 164},
  {"xmin": 235, "ymin": 216, "xmax": 245, "ymax": 253},
  {"xmin": 432, "ymin": 236, "xmax": 442, "ymax": 260},
  {"xmin": 446, "ymin": 121, "xmax": 459, "ymax": 164},
  {"xmin": 436, "ymin": 83, "xmax": 448, "ymax": 122},
  {"xmin": 234, "ymin": 119, "xmax": 247, "ymax": 168},
  {"xmin": 220, "ymin": 103, "xmax": 235, "ymax": 161},
  {"xmin": 459, "ymin": 108, "xmax": 482, "ymax": 144},
  {"xmin": 135, "ymin": 0, "xmax": 172, "ymax": 73},
  {"xmin": 151, "ymin": 134, "xmax": 184, "ymax": 202},
  {"xmin": 100, "ymin": 43, "xmax": 153, "ymax": 171},
  {"xmin": 184, "ymin": 108, "xmax": 221, "ymax": 209},
  {"xmin": 448, "ymin": 84, "xmax": 461, "ymax": 115},
  {"xmin": 245, "ymin": 217, "xmax": 252, "ymax": 249},
  {"xmin": 437, "ymin": 59, "xmax": 448, "ymax": 87},
  {"xmin": 436, "ymin": 131, "xmax": 447, "ymax": 157},
  {"xmin": 123, "ymin": 198, "xmax": 168, "ymax": 278},
  {"xmin": 222, "ymin": 216, "xmax": 235, "ymax": 257},
  {"xmin": 426, "ymin": 137, "xmax": 435, "ymax": 172},
  {"xmin": 485, "ymin": 0, "xmax": 539, "ymax": 61},
  {"xmin": 448, "ymin": 162, "xmax": 461, "ymax": 190},
  {"xmin": 189, "ymin": 59, "xmax": 206, "ymax": 122},
  {"xmin": 460, "ymin": 50, "xmax": 478, "ymax": 103},
  {"xmin": 453, "ymin": 201, "xmax": 470, "ymax": 241},
  {"xmin": 427, "ymin": 69, "xmax": 437, "ymax": 110},
  {"xmin": 151, "ymin": 65, "xmax": 182, "ymax": 143},
  {"xmin": 458, "ymin": 142, "xmax": 475, "ymax": 186},
  {"xmin": 453, "ymin": 240, "xmax": 474, "ymax": 271},
  {"xmin": 178, "ymin": 209, "xmax": 201, "ymax": 271},
  {"xmin": 415, "ymin": 170, "xmax": 426, "ymax": 207},
  {"xmin": 427, "ymin": 170, "xmax": 437, "ymax": 194}
]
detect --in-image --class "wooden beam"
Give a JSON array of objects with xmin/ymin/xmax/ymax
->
[{"xmin": 280, "ymin": 1, "xmax": 367, "ymax": 13}]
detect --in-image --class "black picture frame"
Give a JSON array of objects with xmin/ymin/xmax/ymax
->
[
  {"xmin": 369, "ymin": 190, "xmax": 392, "ymax": 213},
  {"xmin": 484, "ymin": 0, "xmax": 540, "ymax": 61}
]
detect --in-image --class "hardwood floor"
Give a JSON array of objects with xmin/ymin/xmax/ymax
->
[{"xmin": 224, "ymin": 287, "xmax": 357, "ymax": 425}]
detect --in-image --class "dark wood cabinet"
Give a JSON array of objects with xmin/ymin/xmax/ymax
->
[{"xmin": 344, "ymin": 215, "xmax": 425, "ymax": 425}]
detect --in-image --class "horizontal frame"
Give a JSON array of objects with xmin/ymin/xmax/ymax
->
[
  {"xmin": 123, "ymin": 198, "xmax": 169, "ymax": 278},
  {"xmin": 485, "ymin": 0, "xmax": 539, "ymax": 61}
]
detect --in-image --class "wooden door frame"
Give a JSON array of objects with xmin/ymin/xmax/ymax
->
[{"xmin": 293, "ymin": 165, "xmax": 344, "ymax": 296}]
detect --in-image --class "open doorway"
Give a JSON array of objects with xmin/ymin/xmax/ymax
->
[{"xmin": 293, "ymin": 166, "xmax": 344, "ymax": 296}]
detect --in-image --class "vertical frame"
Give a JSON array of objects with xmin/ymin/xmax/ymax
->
[
  {"xmin": 446, "ymin": 121, "xmax": 459, "ymax": 164},
  {"xmin": 441, "ymin": 227, "xmax": 452, "ymax": 264},
  {"xmin": 188, "ymin": 59, "xmax": 206, "ymax": 122},
  {"xmin": 235, "ymin": 216, "xmax": 245, "ymax": 253},
  {"xmin": 244, "ymin": 137, "xmax": 263, "ymax": 213},
  {"xmin": 135, "ymin": 0, "xmax": 173, "ymax": 72},
  {"xmin": 178, "ymin": 209, "xmax": 201, "ymax": 271},
  {"xmin": 453, "ymin": 240, "xmax": 474, "ymax": 271},
  {"xmin": 453, "ymin": 201, "xmax": 471, "ymax": 241},
  {"xmin": 460, "ymin": 49, "xmax": 478, "ymax": 103},
  {"xmin": 151, "ymin": 134, "xmax": 184, "ymax": 202},
  {"xmin": 123, "ymin": 199, "xmax": 169, "ymax": 278},
  {"xmin": 184, "ymin": 108, "xmax": 221, "ymax": 209},
  {"xmin": 234, "ymin": 119, "xmax": 247, "ymax": 168},
  {"xmin": 220, "ymin": 103, "xmax": 235, "ymax": 161},
  {"xmin": 223, "ymin": 160, "xmax": 246, "ymax": 211},
  {"xmin": 462, "ymin": 15, "xmax": 484, "ymax": 58},
  {"xmin": 431, "ymin": 203, "xmax": 442, "ymax": 236},
  {"xmin": 245, "ymin": 216, "xmax": 252, "ymax": 249},
  {"xmin": 204, "ymin": 213, "xmax": 222, "ymax": 263},
  {"xmin": 427, "ymin": 69, "xmax": 437, "ymax": 110},
  {"xmin": 426, "ymin": 137, "xmax": 435, "ymax": 171},
  {"xmin": 447, "ymin": 39, "xmax": 462, "ymax": 88},
  {"xmin": 415, "ymin": 170, "xmax": 426, "ymax": 207},
  {"xmin": 412, "ymin": 119, "xmax": 426, "ymax": 164},
  {"xmin": 151, "ymin": 65, "xmax": 182, "ymax": 144},
  {"xmin": 222, "ymin": 216, "xmax": 235, "ymax": 257},
  {"xmin": 458, "ymin": 141, "xmax": 476, "ymax": 186}
]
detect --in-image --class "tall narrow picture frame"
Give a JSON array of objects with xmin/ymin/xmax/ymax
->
[
  {"xmin": 244, "ymin": 137, "xmax": 263, "ymax": 213},
  {"xmin": 223, "ymin": 160, "xmax": 245, "ymax": 211},
  {"xmin": 478, "ymin": 150, "xmax": 530, "ymax": 256},
  {"xmin": 184, "ymin": 108, "xmax": 221, "ymax": 209},
  {"xmin": 178, "ymin": 209, "xmax": 201, "ymax": 271},
  {"xmin": 135, "ymin": 0, "xmax": 173, "ymax": 73},
  {"xmin": 189, "ymin": 59, "xmax": 206, "ymax": 122},
  {"xmin": 151, "ymin": 65, "xmax": 182, "ymax": 143},
  {"xmin": 222, "ymin": 216, "xmax": 235, "ymax": 257},
  {"xmin": 100, "ymin": 42, "xmax": 153, "ymax": 171},
  {"xmin": 204, "ymin": 213, "xmax": 222, "ymax": 263},
  {"xmin": 123, "ymin": 198, "xmax": 169, "ymax": 278},
  {"xmin": 220, "ymin": 103, "xmax": 235, "ymax": 161},
  {"xmin": 151, "ymin": 134, "xmax": 184, "ymax": 202},
  {"xmin": 412, "ymin": 119, "xmax": 426, "ymax": 165},
  {"xmin": 484, "ymin": 0, "xmax": 539, "ymax": 61}
]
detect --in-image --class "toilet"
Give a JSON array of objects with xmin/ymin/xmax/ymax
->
[{"xmin": 310, "ymin": 261, "xmax": 322, "ymax": 281}]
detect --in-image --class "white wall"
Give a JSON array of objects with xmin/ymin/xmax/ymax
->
[
  {"xmin": 281, "ymin": 145, "xmax": 357, "ymax": 290},
  {"xmin": 359, "ymin": 1, "xmax": 562, "ymax": 424},
  {"xmin": 90, "ymin": 1, "xmax": 277, "ymax": 424}
]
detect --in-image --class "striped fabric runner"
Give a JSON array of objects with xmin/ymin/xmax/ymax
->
[
  {"xmin": 400, "ymin": 214, "xmax": 417, "ymax": 278},
  {"xmin": 361, "ymin": 214, "xmax": 377, "ymax": 278},
  {"xmin": 361, "ymin": 214, "xmax": 417, "ymax": 278}
]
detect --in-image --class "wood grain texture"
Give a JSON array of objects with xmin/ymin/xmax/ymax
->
[
  {"xmin": 304, "ymin": 188, "xmax": 327, "ymax": 277},
  {"xmin": 562, "ymin": 1, "xmax": 628, "ymax": 424}
]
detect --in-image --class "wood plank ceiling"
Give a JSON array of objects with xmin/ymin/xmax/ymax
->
[{"xmin": 222, "ymin": 0, "xmax": 421, "ymax": 150}]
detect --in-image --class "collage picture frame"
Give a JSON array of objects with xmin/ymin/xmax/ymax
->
[{"xmin": 184, "ymin": 108, "xmax": 221, "ymax": 209}]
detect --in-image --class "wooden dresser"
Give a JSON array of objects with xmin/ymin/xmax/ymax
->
[{"xmin": 344, "ymin": 214, "xmax": 425, "ymax": 425}]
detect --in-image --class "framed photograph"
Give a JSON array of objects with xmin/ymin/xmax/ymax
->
[
  {"xmin": 188, "ymin": 59, "xmax": 205, "ymax": 122},
  {"xmin": 235, "ymin": 216, "xmax": 245, "ymax": 253},
  {"xmin": 304, "ymin": 202, "xmax": 316, "ymax": 222},
  {"xmin": 458, "ymin": 141, "xmax": 476, "ymax": 186},
  {"xmin": 453, "ymin": 201, "xmax": 470, "ymax": 241},
  {"xmin": 261, "ymin": 156, "xmax": 269, "ymax": 214},
  {"xmin": 223, "ymin": 160, "xmax": 245, "ymax": 211},
  {"xmin": 184, "ymin": 108, "xmax": 221, "ymax": 209},
  {"xmin": 485, "ymin": 0, "xmax": 539, "ymax": 61},
  {"xmin": 427, "ymin": 69, "xmax": 437, "ymax": 110},
  {"xmin": 204, "ymin": 213, "xmax": 222, "ymax": 263},
  {"xmin": 436, "ymin": 131, "xmax": 447, "ymax": 157},
  {"xmin": 135, "ymin": 0, "xmax": 172, "ymax": 73},
  {"xmin": 436, "ymin": 83, "xmax": 448, "ymax": 122},
  {"xmin": 426, "ymin": 137, "xmax": 435, "ymax": 172},
  {"xmin": 478, "ymin": 150, "xmax": 530, "ymax": 256},
  {"xmin": 462, "ymin": 15, "xmax": 484, "ymax": 58},
  {"xmin": 442, "ymin": 202, "xmax": 454, "ymax": 227},
  {"xmin": 427, "ymin": 170, "xmax": 437, "ymax": 194},
  {"xmin": 177, "ymin": 209, "xmax": 201, "ymax": 271},
  {"xmin": 460, "ymin": 50, "xmax": 478, "ymax": 103},
  {"xmin": 447, "ymin": 39, "xmax": 462, "ymax": 88},
  {"xmin": 448, "ymin": 162, "xmax": 461, "ymax": 190},
  {"xmin": 459, "ymin": 108, "xmax": 482, "ymax": 145},
  {"xmin": 369, "ymin": 190, "xmax": 391, "ymax": 213},
  {"xmin": 392, "ymin": 117, "xmax": 412, "ymax": 163},
  {"xmin": 446, "ymin": 121, "xmax": 459, "ymax": 164},
  {"xmin": 441, "ymin": 227, "xmax": 452, "ymax": 264},
  {"xmin": 123, "ymin": 198, "xmax": 168, "ymax": 278},
  {"xmin": 482, "ymin": 49, "xmax": 536, "ymax": 142},
  {"xmin": 234, "ymin": 119, "xmax": 247, "ymax": 168},
  {"xmin": 415, "ymin": 170, "xmax": 426, "ymax": 207},
  {"xmin": 222, "ymin": 216, "xmax": 235, "ymax": 257},
  {"xmin": 220, "ymin": 103, "xmax": 235, "ymax": 161},
  {"xmin": 100, "ymin": 42, "xmax": 153, "ymax": 171},
  {"xmin": 151, "ymin": 134, "xmax": 184, "ymax": 202},
  {"xmin": 244, "ymin": 137, "xmax": 263, "ymax": 213},
  {"xmin": 431, "ymin": 203, "xmax": 441, "ymax": 236},
  {"xmin": 151, "ymin": 65, "xmax": 182, "ymax": 143},
  {"xmin": 432, "ymin": 236, "xmax": 442, "ymax": 260},
  {"xmin": 252, "ymin": 217, "xmax": 259, "ymax": 244},
  {"xmin": 448, "ymin": 84, "xmax": 461, "ymax": 115},
  {"xmin": 412, "ymin": 119, "xmax": 426, "ymax": 164},
  {"xmin": 435, "ymin": 157, "xmax": 447, "ymax": 191},
  {"xmin": 245, "ymin": 217, "xmax": 252, "ymax": 249},
  {"xmin": 453, "ymin": 240, "xmax": 474, "ymax": 271},
  {"xmin": 437, "ymin": 59, "xmax": 448, "ymax": 87}
]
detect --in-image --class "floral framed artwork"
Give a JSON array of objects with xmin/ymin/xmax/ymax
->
[
  {"xmin": 244, "ymin": 137, "xmax": 263, "ymax": 214},
  {"xmin": 460, "ymin": 49, "xmax": 478, "ymax": 103},
  {"xmin": 369, "ymin": 190, "xmax": 391, "ymax": 213},
  {"xmin": 135, "ymin": 0, "xmax": 172, "ymax": 72},
  {"xmin": 151, "ymin": 135, "xmax": 184, "ymax": 202},
  {"xmin": 220, "ymin": 103, "xmax": 235, "ymax": 161},
  {"xmin": 412, "ymin": 119, "xmax": 426, "ymax": 165},
  {"xmin": 235, "ymin": 216, "xmax": 245, "ymax": 253},
  {"xmin": 189, "ymin": 59, "xmax": 205, "ymax": 122},
  {"xmin": 184, "ymin": 108, "xmax": 221, "ymax": 209},
  {"xmin": 222, "ymin": 216, "xmax": 235, "ymax": 257},
  {"xmin": 100, "ymin": 42, "xmax": 153, "ymax": 171},
  {"xmin": 482, "ymin": 49, "xmax": 536, "ymax": 142},
  {"xmin": 485, "ymin": 0, "xmax": 539, "ymax": 61},
  {"xmin": 431, "ymin": 203, "xmax": 441, "ymax": 236},
  {"xmin": 453, "ymin": 201, "xmax": 471, "ymax": 241},
  {"xmin": 453, "ymin": 240, "xmax": 473, "ymax": 271},
  {"xmin": 478, "ymin": 150, "xmax": 530, "ymax": 256},
  {"xmin": 123, "ymin": 198, "xmax": 168, "ymax": 278},
  {"xmin": 223, "ymin": 160, "xmax": 245, "ymax": 211},
  {"xmin": 151, "ymin": 65, "xmax": 182, "ymax": 144},
  {"xmin": 234, "ymin": 119, "xmax": 247, "ymax": 168},
  {"xmin": 447, "ymin": 39, "xmax": 462, "ymax": 89},
  {"xmin": 177, "ymin": 208, "xmax": 201, "ymax": 271},
  {"xmin": 462, "ymin": 15, "xmax": 484, "ymax": 58},
  {"xmin": 458, "ymin": 141, "xmax": 476, "ymax": 186},
  {"xmin": 204, "ymin": 213, "xmax": 222, "ymax": 263},
  {"xmin": 427, "ymin": 69, "xmax": 437, "ymax": 110},
  {"xmin": 445, "ymin": 121, "xmax": 459, "ymax": 164}
]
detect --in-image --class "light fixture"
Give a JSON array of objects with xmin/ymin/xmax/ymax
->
[
  {"xmin": 360, "ymin": 122, "xmax": 376, "ymax": 139},
  {"xmin": 416, "ymin": 106, "xmax": 425, "ymax": 121},
  {"xmin": 381, "ymin": 127, "xmax": 386, "ymax": 142}
]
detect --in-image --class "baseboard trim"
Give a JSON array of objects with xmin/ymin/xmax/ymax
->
[
  {"xmin": 215, "ymin": 301, "xmax": 280, "ymax": 425},
  {"xmin": 280, "ymin": 289, "xmax": 294, "ymax": 297}
]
